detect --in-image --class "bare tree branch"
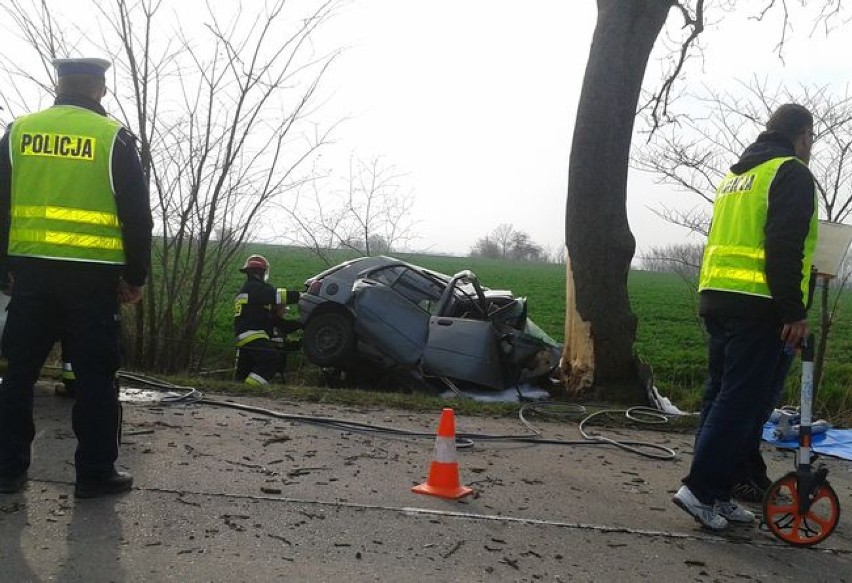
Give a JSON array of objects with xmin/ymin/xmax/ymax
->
[
  {"xmin": 645, "ymin": 1, "xmax": 705, "ymax": 131},
  {"xmin": 281, "ymin": 154, "xmax": 418, "ymax": 262},
  {"xmin": 636, "ymin": 79, "xmax": 852, "ymax": 238}
]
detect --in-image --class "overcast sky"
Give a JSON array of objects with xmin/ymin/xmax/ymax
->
[
  {"xmin": 312, "ymin": 1, "xmax": 852, "ymax": 257},
  {"xmin": 2, "ymin": 1, "xmax": 850, "ymax": 258}
]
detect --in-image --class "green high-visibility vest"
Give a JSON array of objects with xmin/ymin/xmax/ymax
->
[
  {"xmin": 8, "ymin": 105, "xmax": 126, "ymax": 265},
  {"xmin": 698, "ymin": 156, "xmax": 818, "ymax": 302}
]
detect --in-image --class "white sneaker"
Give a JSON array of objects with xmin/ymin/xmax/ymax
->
[
  {"xmin": 714, "ymin": 499, "xmax": 755, "ymax": 524},
  {"xmin": 673, "ymin": 485, "xmax": 729, "ymax": 531}
]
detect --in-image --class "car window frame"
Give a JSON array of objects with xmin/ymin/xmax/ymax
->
[{"xmin": 367, "ymin": 265, "xmax": 445, "ymax": 314}]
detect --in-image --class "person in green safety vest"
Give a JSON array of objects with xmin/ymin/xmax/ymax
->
[
  {"xmin": 0, "ymin": 57, "xmax": 153, "ymax": 498},
  {"xmin": 672, "ymin": 104, "xmax": 818, "ymax": 531}
]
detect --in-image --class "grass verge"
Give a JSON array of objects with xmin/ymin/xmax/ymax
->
[{"xmin": 120, "ymin": 369, "xmax": 701, "ymax": 434}]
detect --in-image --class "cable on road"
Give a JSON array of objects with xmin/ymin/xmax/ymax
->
[{"xmin": 116, "ymin": 372, "xmax": 679, "ymax": 460}]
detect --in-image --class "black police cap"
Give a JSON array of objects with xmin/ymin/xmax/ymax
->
[{"xmin": 53, "ymin": 58, "xmax": 111, "ymax": 79}]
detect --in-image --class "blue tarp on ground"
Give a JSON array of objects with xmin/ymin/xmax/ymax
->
[{"xmin": 762, "ymin": 422, "xmax": 852, "ymax": 461}]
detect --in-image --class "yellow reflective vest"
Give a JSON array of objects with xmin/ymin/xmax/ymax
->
[
  {"xmin": 699, "ymin": 156, "xmax": 818, "ymax": 303},
  {"xmin": 8, "ymin": 105, "xmax": 126, "ymax": 265}
]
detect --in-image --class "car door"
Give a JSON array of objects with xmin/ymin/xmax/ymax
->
[
  {"xmin": 422, "ymin": 271, "xmax": 505, "ymax": 390},
  {"xmin": 422, "ymin": 316, "xmax": 505, "ymax": 390},
  {"xmin": 351, "ymin": 266, "xmax": 442, "ymax": 366}
]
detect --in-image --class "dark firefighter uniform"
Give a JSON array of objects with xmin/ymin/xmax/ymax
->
[
  {"xmin": 234, "ymin": 275, "xmax": 301, "ymax": 385},
  {"xmin": 0, "ymin": 59, "xmax": 153, "ymax": 492}
]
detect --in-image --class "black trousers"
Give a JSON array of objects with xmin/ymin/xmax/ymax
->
[
  {"xmin": 0, "ymin": 263, "xmax": 122, "ymax": 480},
  {"xmin": 234, "ymin": 339, "xmax": 283, "ymax": 384}
]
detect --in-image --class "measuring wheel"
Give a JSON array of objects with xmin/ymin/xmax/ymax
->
[{"xmin": 763, "ymin": 470, "xmax": 841, "ymax": 547}]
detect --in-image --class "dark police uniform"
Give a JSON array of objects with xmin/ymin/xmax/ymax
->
[
  {"xmin": 234, "ymin": 275, "xmax": 300, "ymax": 384},
  {"xmin": 0, "ymin": 59, "xmax": 152, "ymax": 490}
]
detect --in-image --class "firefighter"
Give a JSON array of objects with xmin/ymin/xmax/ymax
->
[
  {"xmin": 0, "ymin": 57, "xmax": 153, "ymax": 498},
  {"xmin": 234, "ymin": 255, "xmax": 301, "ymax": 385}
]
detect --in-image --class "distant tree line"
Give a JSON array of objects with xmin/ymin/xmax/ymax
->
[
  {"xmin": 638, "ymin": 242, "xmax": 702, "ymax": 280},
  {"xmin": 470, "ymin": 223, "xmax": 564, "ymax": 263}
]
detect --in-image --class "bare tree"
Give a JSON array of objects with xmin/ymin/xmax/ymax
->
[
  {"xmin": 278, "ymin": 171, "xmax": 348, "ymax": 267},
  {"xmin": 0, "ymin": 0, "xmax": 342, "ymax": 372},
  {"xmin": 507, "ymin": 231, "xmax": 545, "ymax": 262},
  {"xmin": 491, "ymin": 223, "xmax": 515, "ymax": 259},
  {"xmin": 639, "ymin": 242, "xmax": 703, "ymax": 279},
  {"xmin": 563, "ymin": 0, "xmax": 848, "ymax": 398},
  {"xmin": 470, "ymin": 224, "xmax": 546, "ymax": 262},
  {"xmin": 550, "ymin": 244, "xmax": 566, "ymax": 265},
  {"xmin": 280, "ymin": 154, "xmax": 417, "ymax": 265},
  {"xmin": 470, "ymin": 236, "xmax": 500, "ymax": 259}
]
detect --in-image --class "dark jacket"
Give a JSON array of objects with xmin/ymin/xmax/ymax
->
[
  {"xmin": 700, "ymin": 131, "xmax": 816, "ymax": 324},
  {"xmin": 0, "ymin": 95, "xmax": 153, "ymax": 286},
  {"xmin": 234, "ymin": 275, "xmax": 301, "ymax": 340}
]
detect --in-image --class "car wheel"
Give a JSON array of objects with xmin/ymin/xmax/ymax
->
[{"xmin": 303, "ymin": 312, "xmax": 356, "ymax": 367}]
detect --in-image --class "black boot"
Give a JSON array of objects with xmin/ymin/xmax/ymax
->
[{"xmin": 75, "ymin": 470, "xmax": 133, "ymax": 499}]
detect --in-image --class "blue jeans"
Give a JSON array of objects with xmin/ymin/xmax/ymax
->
[
  {"xmin": 733, "ymin": 349, "xmax": 794, "ymax": 485},
  {"xmin": 684, "ymin": 316, "xmax": 784, "ymax": 503}
]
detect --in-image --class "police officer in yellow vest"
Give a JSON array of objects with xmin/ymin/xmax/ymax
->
[
  {"xmin": 0, "ymin": 58, "xmax": 153, "ymax": 498},
  {"xmin": 672, "ymin": 104, "xmax": 818, "ymax": 531}
]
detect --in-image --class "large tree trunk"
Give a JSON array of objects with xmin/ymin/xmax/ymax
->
[{"xmin": 562, "ymin": 0, "xmax": 671, "ymax": 398}]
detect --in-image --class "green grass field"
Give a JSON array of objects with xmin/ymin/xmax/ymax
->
[{"xmin": 203, "ymin": 246, "xmax": 851, "ymax": 422}]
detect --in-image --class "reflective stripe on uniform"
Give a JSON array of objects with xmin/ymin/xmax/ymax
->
[
  {"xmin": 236, "ymin": 329, "xmax": 269, "ymax": 346},
  {"xmin": 700, "ymin": 244, "xmax": 769, "ymax": 296},
  {"xmin": 703, "ymin": 244, "xmax": 765, "ymax": 261},
  {"xmin": 700, "ymin": 266, "xmax": 768, "ymax": 286},
  {"xmin": 10, "ymin": 228, "xmax": 124, "ymax": 251},
  {"xmin": 234, "ymin": 293, "xmax": 248, "ymax": 317},
  {"xmin": 12, "ymin": 205, "xmax": 120, "ymax": 227},
  {"xmin": 244, "ymin": 372, "xmax": 269, "ymax": 386},
  {"xmin": 276, "ymin": 288, "xmax": 288, "ymax": 304}
]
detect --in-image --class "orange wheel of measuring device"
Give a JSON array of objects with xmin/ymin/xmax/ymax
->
[{"xmin": 763, "ymin": 471, "xmax": 841, "ymax": 547}]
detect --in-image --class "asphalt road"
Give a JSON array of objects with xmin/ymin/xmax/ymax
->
[{"xmin": 1, "ymin": 383, "xmax": 850, "ymax": 582}]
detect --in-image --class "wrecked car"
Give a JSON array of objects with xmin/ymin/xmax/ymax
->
[{"xmin": 298, "ymin": 256, "xmax": 562, "ymax": 392}]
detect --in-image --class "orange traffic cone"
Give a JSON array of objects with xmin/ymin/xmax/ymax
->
[{"xmin": 412, "ymin": 408, "xmax": 473, "ymax": 499}]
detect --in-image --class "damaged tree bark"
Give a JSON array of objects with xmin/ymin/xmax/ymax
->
[{"xmin": 562, "ymin": 0, "xmax": 671, "ymax": 398}]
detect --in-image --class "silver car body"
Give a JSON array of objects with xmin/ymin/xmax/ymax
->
[{"xmin": 299, "ymin": 256, "xmax": 561, "ymax": 390}]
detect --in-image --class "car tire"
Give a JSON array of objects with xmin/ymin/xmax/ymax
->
[{"xmin": 303, "ymin": 311, "xmax": 356, "ymax": 367}]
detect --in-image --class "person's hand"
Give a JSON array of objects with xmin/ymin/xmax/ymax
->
[
  {"xmin": 118, "ymin": 280, "xmax": 143, "ymax": 304},
  {"xmin": 781, "ymin": 319, "xmax": 809, "ymax": 352}
]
